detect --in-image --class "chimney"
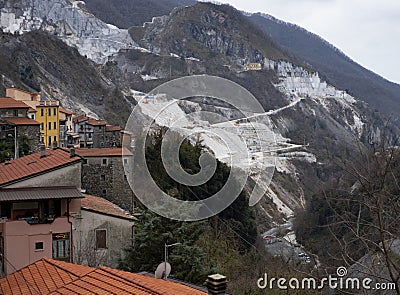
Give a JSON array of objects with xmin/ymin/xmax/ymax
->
[
  {"xmin": 70, "ymin": 148, "xmax": 75, "ymax": 158},
  {"xmin": 40, "ymin": 145, "xmax": 46, "ymax": 158},
  {"xmin": 206, "ymin": 274, "xmax": 227, "ymax": 295}
]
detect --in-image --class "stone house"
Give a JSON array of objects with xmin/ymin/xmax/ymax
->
[
  {"xmin": 76, "ymin": 148, "xmax": 134, "ymax": 211},
  {"xmin": 75, "ymin": 194, "xmax": 136, "ymax": 268},
  {"xmin": 0, "ymin": 97, "xmax": 41, "ymax": 158}
]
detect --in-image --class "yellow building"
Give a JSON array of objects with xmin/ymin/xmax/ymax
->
[
  {"xmin": 36, "ymin": 101, "xmax": 60, "ymax": 147},
  {"xmin": 6, "ymin": 88, "xmax": 60, "ymax": 147}
]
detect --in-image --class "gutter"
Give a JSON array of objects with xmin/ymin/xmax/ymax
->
[{"xmin": 67, "ymin": 199, "xmax": 74, "ymax": 263}]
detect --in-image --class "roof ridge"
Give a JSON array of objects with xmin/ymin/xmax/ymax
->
[{"xmin": 42, "ymin": 258, "xmax": 94, "ymax": 277}]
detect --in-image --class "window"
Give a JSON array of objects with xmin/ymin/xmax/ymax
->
[
  {"xmin": 100, "ymin": 142, "xmax": 104, "ymax": 147},
  {"xmin": 48, "ymin": 122, "xmax": 52, "ymax": 130},
  {"xmin": 102, "ymin": 189, "xmax": 107, "ymax": 195},
  {"xmin": 100, "ymin": 174, "xmax": 106, "ymax": 181},
  {"xmin": 54, "ymin": 136, "xmax": 57, "ymax": 144},
  {"xmin": 82, "ymin": 159, "xmax": 88, "ymax": 164},
  {"xmin": 102, "ymin": 159, "xmax": 107, "ymax": 165},
  {"xmin": 53, "ymin": 122, "xmax": 57, "ymax": 130},
  {"xmin": 48, "ymin": 108, "xmax": 51, "ymax": 116},
  {"xmin": 13, "ymin": 110, "xmax": 18, "ymax": 117},
  {"xmin": 124, "ymin": 159, "xmax": 128, "ymax": 165},
  {"xmin": 53, "ymin": 108, "xmax": 56, "ymax": 116},
  {"xmin": 31, "ymin": 114, "xmax": 34, "ymax": 119},
  {"xmin": 48, "ymin": 136, "xmax": 52, "ymax": 146},
  {"xmin": 96, "ymin": 229, "xmax": 107, "ymax": 249},
  {"xmin": 35, "ymin": 242, "xmax": 44, "ymax": 251},
  {"xmin": 40, "ymin": 123, "xmax": 44, "ymax": 131},
  {"xmin": 41, "ymin": 108, "xmax": 44, "ymax": 116},
  {"xmin": 52, "ymin": 233, "xmax": 70, "ymax": 261}
]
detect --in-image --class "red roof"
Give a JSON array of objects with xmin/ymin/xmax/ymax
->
[
  {"xmin": 106, "ymin": 124, "xmax": 122, "ymax": 132},
  {"xmin": 28, "ymin": 108, "xmax": 36, "ymax": 113},
  {"xmin": 3, "ymin": 117, "xmax": 40, "ymax": 125},
  {"xmin": 59, "ymin": 108, "xmax": 74, "ymax": 115},
  {"xmin": 82, "ymin": 194, "xmax": 137, "ymax": 220},
  {"xmin": 0, "ymin": 258, "xmax": 207, "ymax": 295},
  {"xmin": 0, "ymin": 97, "xmax": 30, "ymax": 109},
  {"xmin": 0, "ymin": 149, "xmax": 81, "ymax": 186},
  {"xmin": 75, "ymin": 148, "xmax": 133, "ymax": 157},
  {"xmin": 72, "ymin": 114, "xmax": 89, "ymax": 123},
  {"xmin": 87, "ymin": 118, "xmax": 106, "ymax": 126}
]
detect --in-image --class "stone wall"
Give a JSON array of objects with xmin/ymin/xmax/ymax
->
[
  {"xmin": 105, "ymin": 130, "xmax": 121, "ymax": 147},
  {"xmin": 81, "ymin": 156, "xmax": 134, "ymax": 210},
  {"xmin": 17, "ymin": 124, "xmax": 40, "ymax": 154}
]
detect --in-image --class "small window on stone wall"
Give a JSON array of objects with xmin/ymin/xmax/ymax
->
[
  {"xmin": 100, "ymin": 174, "xmax": 105, "ymax": 181},
  {"xmin": 96, "ymin": 229, "xmax": 107, "ymax": 249},
  {"xmin": 102, "ymin": 158, "xmax": 107, "ymax": 166}
]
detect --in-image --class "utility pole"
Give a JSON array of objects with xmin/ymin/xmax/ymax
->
[
  {"xmin": 14, "ymin": 126, "xmax": 18, "ymax": 159},
  {"xmin": 164, "ymin": 242, "xmax": 181, "ymax": 280}
]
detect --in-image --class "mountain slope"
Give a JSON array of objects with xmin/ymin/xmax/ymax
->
[
  {"xmin": 84, "ymin": 0, "xmax": 196, "ymax": 28},
  {"xmin": 0, "ymin": 31, "xmax": 132, "ymax": 125},
  {"xmin": 77, "ymin": 1, "xmax": 400, "ymax": 122},
  {"xmin": 248, "ymin": 13, "xmax": 400, "ymax": 121}
]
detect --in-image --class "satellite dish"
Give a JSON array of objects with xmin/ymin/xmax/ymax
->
[{"xmin": 155, "ymin": 262, "xmax": 171, "ymax": 279}]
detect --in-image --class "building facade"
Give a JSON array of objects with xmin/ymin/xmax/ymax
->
[
  {"xmin": 0, "ymin": 97, "xmax": 40, "ymax": 159},
  {"xmin": 0, "ymin": 148, "xmax": 82, "ymax": 275},
  {"xmin": 76, "ymin": 148, "xmax": 134, "ymax": 211},
  {"xmin": 75, "ymin": 194, "xmax": 136, "ymax": 268},
  {"xmin": 6, "ymin": 88, "xmax": 61, "ymax": 147}
]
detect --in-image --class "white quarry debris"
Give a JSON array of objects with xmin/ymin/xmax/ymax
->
[
  {"xmin": 135, "ymin": 91, "xmax": 307, "ymax": 218},
  {"xmin": 0, "ymin": 0, "xmax": 136, "ymax": 64},
  {"xmin": 141, "ymin": 74, "xmax": 159, "ymax": 81},
  {"xmin": 264, "ymin": 59, "xmax": 364, "ymax": 136}
]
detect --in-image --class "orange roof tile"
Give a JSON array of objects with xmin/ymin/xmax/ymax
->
[
  {"xmin": 0, "ymin": 97, "xmax": 30, "ymax": 109},
  {"xmin": 82, "ymin": 194, "xmax": 137, "ymax": 221},
  {"xmin": 59, "ymin": 108, "xmax": 74, "ymax": 115},
  {"xmin": 87, "ymin": 119, "xmax": 106, "ymax": 126},
  {"xmin": 3, "ymin": 117, "xmax": 40, "ymax": 125},
  {"xmin": 0, "ymin": 258, "xmax": 93, "ymax": 295},
  {"xmin": 106, "ymin": 124, "xmax": 122, "ymax": 132},
  {"xmin": 0, "ymin": 258, "xmax": 207, "ymax": 295},
  {"xmin": 72, "ymin": 114, "xmax": 89, "ymax": 123},
  {"xmin": 0, "ymin": 148, "xmax": 81, "ymax": 186},
  {"xmin": 75, "ymin": 148, "xmax": 133, "ymax": 157}
]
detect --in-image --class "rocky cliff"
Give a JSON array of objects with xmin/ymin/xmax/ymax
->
[{"xmin": 0, "ymin": 0, "xmax": 136, "ymax": 63}]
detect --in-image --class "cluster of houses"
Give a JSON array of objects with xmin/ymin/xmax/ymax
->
[
  {"xmin": 0, "ymin": 87, "xmax": 227, "ymax": 294},
  {"xmin": 1, "ymin": 87, "xmax": 133, "ymax": 153}
]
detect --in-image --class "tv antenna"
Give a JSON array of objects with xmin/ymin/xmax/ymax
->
[{"xmin": 155, "ymin": 242, "xmax": 181, "ymax": 280}]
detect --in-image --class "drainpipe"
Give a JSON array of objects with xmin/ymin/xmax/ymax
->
[{"xmin": 67, "ymin": 199, "xmax": 73, "ymax": 263}]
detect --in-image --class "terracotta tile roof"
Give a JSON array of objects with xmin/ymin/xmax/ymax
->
[
  {"xmin": 82, "ymin": 194, "xmax": 137, "ymax": 221},
  {"xmin": 59, "ymin": 108, "xmax": 74, "ymax": 115},
  {"xmin": 0, "ymin": 258, "xmax": 207, "ymax": 295},
  {"xmin": 3, "ymin": 117, "xmax": 40, "ymax": 125},
  {"xmin": 0, "ymin": 149, "xmax": 81, "ymax": 186},
  {"xmin": 72, "ymin": 114, "xmax": 89, "ymax": 123},
  {"xmin": 0, "ymin": 97, "xmax": 30, "ymax": 109},
  {"xmin": 28, "ymin": 108, "xmax": 36, "ymax": 113},
  {"xmin": 0, "ymin": 258, "xmax": 93, "ymax": 295},
  {"xmin": 106, "ymin": 124, "xmax": 122, "ymax": 132},
  {"xmin": 87, "ymin": 119, "xmax": 106, "ymax": 126},
  {"xmin": 75, "ymin": 148, "xmax": 133, "ymax": 157}
]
